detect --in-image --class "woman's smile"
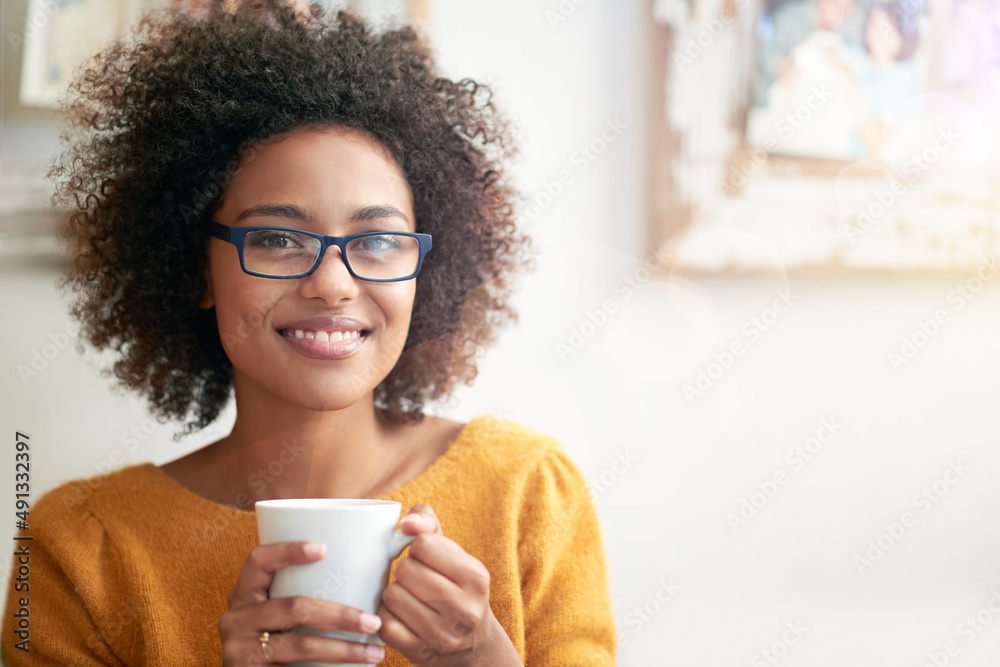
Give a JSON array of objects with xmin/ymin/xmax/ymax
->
[{"xmin": 275, "ymin": 314, "xmax": 371, "ymax": 360}]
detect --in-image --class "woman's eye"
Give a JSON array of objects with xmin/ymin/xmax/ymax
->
[
  {"xmin": 249, "ymin": 231, "xmax": 300, "ymax": 249},
  {"xmin": 357, "ymin": 235, "xmax": 401, "ymax": 252}
]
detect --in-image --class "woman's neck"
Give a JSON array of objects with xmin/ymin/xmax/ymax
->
[
  {"xmin": 166, "ymin": 389, "xmax": 411, "ymax": 507},
  {"xmin": 229, "ymin": 399, "xmax": 398, "ymax": 499}
]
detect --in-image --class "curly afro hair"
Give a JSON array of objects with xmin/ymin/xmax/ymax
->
[{"xmin": 52, "ymin": 0, "xmax": 530, "ymax": 436}]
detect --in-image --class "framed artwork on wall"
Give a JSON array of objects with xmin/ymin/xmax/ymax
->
[
  {"xmin": 650, "ymin": 0, "xmax": 1000, "ymax": 274},
  {"xmin": 18, "ymin": 0, "xmax": 159, "ymax": 109},
  {"xmin": 18, "ymin": 0, "xmax": 423, "ymax": 110},
  {"xmin": 170, "ymin": 0, "xmax": 422, "ymax": 29}
]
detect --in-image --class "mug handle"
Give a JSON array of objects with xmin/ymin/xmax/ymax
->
[{"xmin": 390, "ymin": 530, "xmax": 417, "ymax": 559}]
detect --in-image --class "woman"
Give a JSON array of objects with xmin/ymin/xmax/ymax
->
[
  {"xmin": 841, "ymin": 1, "xmax": 921, "ymax": 156},
  {"xmin": 0, "ymin": 1, "xmax": 616, "ymax": 665}
]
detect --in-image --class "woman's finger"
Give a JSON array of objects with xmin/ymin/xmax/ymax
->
[
  {"xmin": 221, "ymin": 626, "xmax": 384, "ymax": 667},
  {"xmin": 407, "ymin": 533, "xmax": 491, "ymax": 593},
  {"xmin": 391, "ymin": 552, "xmax": 466, "ymax": 619},
  {"xmin": 399, "ymin": 504, "xmax": 442, "ymax": 535},
  {"xmin": 380, "ymin": 578, "xmax": 442, "ymax": 640},
  {"xmin": 227, "ymin": 541, "xmax": 326, "ymax": 610},
  {"xmin": 220, "ymin": 595, "xmax": 386, "ymax": 666},
  {"xmin": 226, "ymin": 594, "xmax": 383, "ymax": 636},
  {"xmin": 377, "ymin": 603, "xmax": 420, "ymax": 652},
  {"xmin": 254, "ymin": 629, "xmax": 385, "ymax": 666}
]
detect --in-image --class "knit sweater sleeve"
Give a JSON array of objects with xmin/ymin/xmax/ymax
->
[
  {"xmin": 517, "ymin": 443, "xmax": 616, "ymax": 666},
  {"xmin": 1, "ymin": 484, "xmax": 127, "ymax": 666}
]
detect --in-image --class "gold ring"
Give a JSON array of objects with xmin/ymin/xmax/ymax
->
[{"xmin": 260, "ymin": 631, "xmax": 272, "ymax": 662}]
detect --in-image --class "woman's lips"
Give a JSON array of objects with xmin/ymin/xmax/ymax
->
[
  {"xmin": 276, "ymin": 315, "xmax": 369, "ymax": 332},
  {"xmin": 278, "ymin": 328, "xmax": 368, "ymax": 360}
]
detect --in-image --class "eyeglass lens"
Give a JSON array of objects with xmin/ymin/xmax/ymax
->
[{"xmin": 243, "ymin": 230, "xmax": 421, "ymax": 279}]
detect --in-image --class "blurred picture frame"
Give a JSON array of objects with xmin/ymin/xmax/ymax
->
[
  {"xmin": 746, "ymin": 0, "xmax": 928, "ymax": 162},
  {"xmin": 17, "ymin": 0, "xmax": 420, "ymax": 110},
  {"xmin": 18, "ymin": 0, "xmax": 158, "ymax": 109},
  {"xmin": 651, "ymin": 0, "xmax": 1000, "ymax": 274}
]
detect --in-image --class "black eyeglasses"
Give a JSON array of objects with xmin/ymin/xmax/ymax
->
[{"xmin": 204, "ymin": 220, "xmax": 433, "ymax": 281}]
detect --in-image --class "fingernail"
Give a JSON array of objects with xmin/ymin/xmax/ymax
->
[
  {"xmin": 304, "ymin": 542, "xmax": 326, "ymax": 558},
  {"xmin": 366, "ymin": 644, "xmax": 384, "ymax": 662},
  {"xmin": 402, "ymin": 514, "xmax": 422, "ymax": 525},
  {"xmin": 360, "ymin": 612, "xmax": 382, "ymax": 633}
]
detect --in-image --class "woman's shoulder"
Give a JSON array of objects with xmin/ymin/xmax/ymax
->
[
  {"xmin": 461, "ymin": 417, "xmax": 599, "ymax": 535},
  {"xmin": 30, "ymin": 462, "xmax": 167, "ymax": 528},
  {"xmin": 462, "ymin": 414, "xmax": 563, "ymax": 453},
  {"xmin": 457, "ymin": 415, "xmax": 583, "ymax": 480}
]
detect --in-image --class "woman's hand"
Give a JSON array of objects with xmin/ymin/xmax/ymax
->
[
  {"xmin": 220, "ymin": 542, "xmax": 386, "ymax": 666},
  {"xmin": 377, "ymin": 505, "xmax": 524, "ymax": 667}
]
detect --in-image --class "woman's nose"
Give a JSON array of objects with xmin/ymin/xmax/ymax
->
[{"xmin": 296, "ymin": 246, "xmax": 361, "ymax": 302}]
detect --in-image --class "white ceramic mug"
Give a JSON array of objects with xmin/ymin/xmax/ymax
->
[{"xmin": 255, "ymin": 498, "xmax": 417, "ymax": 667}]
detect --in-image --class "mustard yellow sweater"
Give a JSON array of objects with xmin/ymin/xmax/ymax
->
[{"xmin": 1, "ymin": 416, "xmax": 616, "ymax": 666}]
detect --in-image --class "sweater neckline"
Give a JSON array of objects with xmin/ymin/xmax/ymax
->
[{"xmin": 142, "ymin": 415, "xmax": 487, "ymax": 517}]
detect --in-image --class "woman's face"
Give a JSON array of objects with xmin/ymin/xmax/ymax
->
[
  {"xmin": 866, "ymin": 7, "xmax": 904, "ymax": 64},
  {"xmin": 201, "ymin": 125, "xmax": 418, "ymax": 412}
]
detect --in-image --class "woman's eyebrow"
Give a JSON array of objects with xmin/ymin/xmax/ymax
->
[
  {"xmin": 351, "ymin": 204, "xmax": 410, "ymax": 223},
  {"xmin": 235, "ymin": 204, "xmax": 308, "ymax": 223},
  {"xmin": 233, "ymin": 203, "xmax": 409, "ymax": 224}
]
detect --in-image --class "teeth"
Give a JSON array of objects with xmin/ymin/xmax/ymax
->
[{"xmin": 288, "ymin": 329, "xmax": 363, "ymax": 341}]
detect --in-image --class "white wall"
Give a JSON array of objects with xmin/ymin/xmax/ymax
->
[
  {"xmin": 3, "ymin": 0, "xmax": 1000, "ymax": 665},
  {"xmin": 430, "ymin": 2, "xmax": 1000, "ymax": 665}
]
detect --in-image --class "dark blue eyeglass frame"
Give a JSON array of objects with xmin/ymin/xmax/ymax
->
[{"xmin": 204, "ymin": 220, "xmax": 433, "ymax": 282}]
